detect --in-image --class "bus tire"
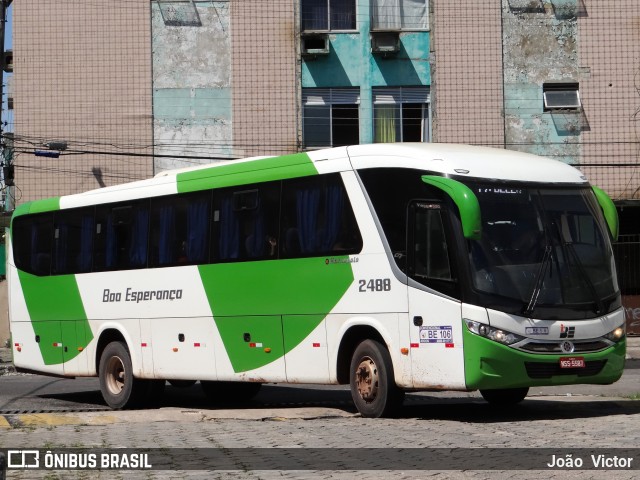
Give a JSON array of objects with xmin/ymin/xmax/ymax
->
[
  {"xmin": 99, "ymin": 341, "xmax": 147, "ymax": 409},
  {"xmin": 480, "ymin": 387, "xmax": 529, "ymax": 406},
  {"xmin": 201, "ymin": 381, "xmax": 262, "ymax": 403},
  {"xmin": 349, "ymin": 339, "xmax": 404, "ymax": 418}
]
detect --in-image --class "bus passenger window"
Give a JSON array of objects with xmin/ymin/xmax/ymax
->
[
  {"xmin": 94, "ymin": 201, "xmax": 149, "ymax": 271},
  {"xmin": 52, "ymin": 208, "xmax": 94, "ymax": 275},
  {"xmin": 149, "ymin": 192, "xmax": 210, "ymax": 268},
  {"xmin": 280, "ymin": 174, "xmax": 362, "ymax": 259},
  {"xmin": 13, "ymin": 214, "xmax": 53, "ymax": 276},
  {"xmin": 212, "ymin": 182, "xmax": 279, "ymax": 262}
]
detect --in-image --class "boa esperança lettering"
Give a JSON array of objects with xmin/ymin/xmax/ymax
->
[{"xmin": 102, "ymin": 287, "xmax": 183, "ymax": 303}]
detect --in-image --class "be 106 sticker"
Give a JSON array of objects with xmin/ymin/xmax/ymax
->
[{"xmin": 419, "ymin": 325, "xmax": 453, "ymax": 344}]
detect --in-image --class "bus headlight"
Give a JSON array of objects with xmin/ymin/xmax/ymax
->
[
  {"xmin": 604, "ymin": 325, "xmax": 625, "ymax": 342},
  {"xmin": 464, "ymin": 319, "xmax": 524, "ymax": 346}
]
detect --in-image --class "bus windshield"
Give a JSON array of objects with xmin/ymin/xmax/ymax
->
[{"xmin": 467, "ymin": 184, "xmax": 619, "ymax": 318}]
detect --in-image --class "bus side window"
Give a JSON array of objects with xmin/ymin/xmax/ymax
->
[
  {"xmin": 408, "ymin": 202, "xmax": 458, "ymax": 298},
  {"xmin": 149, "ymin": 192, "xmax": 210, "ymax": 268},
  {"xmin": 13, "ymin": 213, "xmax": 53, "ymax": 276},
  {"xmin": 280, "ymin": 174, "xmax": 362, "ymax": 259},
  {"xmin": 94, "ymin": 201, "xmax": 149, "ymax": 271},
  {"xmin": 52, "ymin": 207, "xmax": 94, "ymax": 275},
  {"xmin": 212, "ymin": 182, "xmax": 279, "ymax": 262}
]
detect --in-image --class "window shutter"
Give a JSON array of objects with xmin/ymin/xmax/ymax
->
[
  {"xmin": 373, "ymin": 87, "xmax": 430, "ymax": 104},
  {"xmin": 303, "ymin": 88, "xmax": 360, "ymax": 105}
]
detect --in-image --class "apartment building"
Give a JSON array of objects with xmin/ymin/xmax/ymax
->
[
  {"xmin": 6, "ymin": 0, "xmax": 640, "ymax": 331},
  {"xmin": 9, "ymin": 0, "xmax": 639, "ymax": 196}
]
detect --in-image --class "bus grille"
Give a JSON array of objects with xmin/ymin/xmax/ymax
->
[
  {"xmin": 524, "ymin": 360, "xmax": 607, "ymax": 379},
  {"xmin": 519, "ymin": 340, "xmax": 609, "ymax": 354}
]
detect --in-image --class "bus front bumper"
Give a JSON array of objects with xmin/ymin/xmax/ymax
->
[{"xmin": 463, "ymin": 328, "xmax": 627, "ymax": 390}]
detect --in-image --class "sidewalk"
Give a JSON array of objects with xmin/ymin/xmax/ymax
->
[{"xmin": 1, "ymin": 337, "xmax": 639, "ymax": 375}]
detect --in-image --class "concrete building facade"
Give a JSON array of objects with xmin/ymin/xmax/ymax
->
[
  {"xmin": 4, "ymin": 0, "xmax": 640, "ymax": 334},
  {"xmin": 11, "ymin": 0, "xmax": 154, "ymax": 202},
  {"xmin": 7, "ymin": 1, "xmax": 640, "ymax": 201}
]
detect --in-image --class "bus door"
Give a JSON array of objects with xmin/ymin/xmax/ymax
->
[{"xmin": 406, "ymin": 201, "xmax": 466, "ymax": 389}]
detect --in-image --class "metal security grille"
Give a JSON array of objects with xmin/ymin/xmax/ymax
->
[{"xmin": 2, "ymin": 1, "xmax": 639, "ymax": 205}]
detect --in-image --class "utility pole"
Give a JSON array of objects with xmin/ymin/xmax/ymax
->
[{"xmin": 0, "ymin": 0, "xmax": 11, "ymax": 224}]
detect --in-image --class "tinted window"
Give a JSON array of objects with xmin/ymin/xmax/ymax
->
[
  {"xmin": 212, "ymin": 182, "xmax": 280, "ymax": 262},
  {"xmin": 149, "ymin": 192, "xmax": 211, "ymax": 268},
  {"xmin": 94, "ymin": 200, "xmax": 149, "ymax": 271},
  {"xmin": 12, "ymin": 213, "xmax": 53, "ymax": 276},
  {"xmin": 52, "ymin": 207, "xmax": 94, "ymax": 274},
  {"xmin": 359, "ymin": 168, "xmax": 445, "ymax": 271},
  {"xmin": 281, "ymin": 174, "xmax": 362, "ymax": 258},
  {"xmin": 409, "ymin": 203, "xmax": 452, "ymax": 281}
]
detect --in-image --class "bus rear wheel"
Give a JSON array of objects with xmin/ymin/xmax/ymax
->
[
  {"xmin": 480, "ymin": 387, "xmax": 529, "ymax": 406},
  {"xmin": 99, "ymin": 341, "xmax": 147, "ymax": 409},
  {"xmin": 349, "ymin": 339, "xmax": 404, "ymax": 418}
]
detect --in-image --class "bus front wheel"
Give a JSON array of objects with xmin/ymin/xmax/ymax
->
[
  {"xmin": 480, "ymin": 387, "xmax": 529, "ymax": 406},
  {"xmin": 99, "ymin": 341, "xmax": 147, "ymax": 409},
  {"xmin": 349, "ymin": 339, "xmax": 404, "ymax": 418}
]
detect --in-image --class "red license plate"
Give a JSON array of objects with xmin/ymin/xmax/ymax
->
[{"xmin": 559, "ymin": 356, "xmax": 585, "ymax": 369}]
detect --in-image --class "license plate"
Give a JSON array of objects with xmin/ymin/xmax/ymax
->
[{"xmin": 559, "ymin": 356, "xmax": 585, "ymax": 369}]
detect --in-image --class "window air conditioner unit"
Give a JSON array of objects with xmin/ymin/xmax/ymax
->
[
  {"xmin": 371, "ymin": 31, "xmax": 400, "ymax": 55},
  {"xmin": 3, "ymin": 49, "xmax": 12, "ymax": 73},
  {"xmin": 301, "ymin": 33, "xmax": 330, "ymax": 57}
]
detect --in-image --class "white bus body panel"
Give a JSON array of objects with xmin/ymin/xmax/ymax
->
[{"xmin": 408, "ymin": 287, "xmax": 465, "ymax": 389}]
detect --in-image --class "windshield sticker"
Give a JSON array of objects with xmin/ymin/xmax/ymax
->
[
  {"xmin": 476, "ymin": 187, "xmax": 524, "ymax": 195},
  {"xmin": 525, "ymin": 327, "xmax": 549, "ymax": 335}
]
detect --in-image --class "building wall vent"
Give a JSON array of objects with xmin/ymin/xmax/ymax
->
[
  {"xmin": 543, "ymin": 82, "xmax": 581, "ymax": 112},
  {"xmin": 301, "ymin": 33, "xmax": 330, "ymax": 57},
  {"xmin": 371, "ymin": 31, "xmax": 400, "ymax": 55}
]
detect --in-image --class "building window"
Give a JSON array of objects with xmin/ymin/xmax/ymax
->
[
  {"xmin": 301, "ymin": 0, "xmax": 357, "ymax": 31},
  {"xmin": 303, "ymin": 88, "xmax": 360, "ymax": 148},
  {"xmin": 371, "ymin": 0, "xmax": 428, "ymax": 30},
  {"xmin": 373, "ymin": 87, "xmax": 430, "ymax": 143},
  {"xmin": 543, "ymin": 83, "xmax": 581, "ymax": 111}
]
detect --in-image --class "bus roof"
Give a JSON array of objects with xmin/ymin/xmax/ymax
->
[
  {"xmin": 15, "ymin": 143, "xmax": 588, "ymax": 215},
  {"xmin": 343, "ymin": 143, "xmax": 587, "ymax": 184}
]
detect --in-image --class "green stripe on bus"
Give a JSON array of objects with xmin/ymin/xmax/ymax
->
[
  {"xmin": 11, "ymin": 198, "xmax": 61, "ymax": 224},
  {"xmin": 11, "ymin": 202, "xmax": 33, "ymax": 219},
  {"xmin": 198, "ymin": 257, "xmax": 353, "ymax": 373},
  {"xmin": 176, "ymin": 153, "xmax": 317, "ymax": 193},
  {"xmin": 17, "ymin": 271, "xmax": 93, "ymax": 365}
]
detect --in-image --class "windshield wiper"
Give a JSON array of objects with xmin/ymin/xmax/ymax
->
[
  {"xmin": 523, "ymin": 245, "xmax": 552, "ymax": 317},
  {"xmin": 564, "ymin": 241, "xmax": 604, "ymax": 315}
]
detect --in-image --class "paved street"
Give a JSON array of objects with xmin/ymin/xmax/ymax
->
[
  {"xmin": 0, "ymin": 339, "xmax": 639, "ymax": 480},
  {"xmin": 1, "ymin": 395, "xmax": 640, "ymax": 479}
]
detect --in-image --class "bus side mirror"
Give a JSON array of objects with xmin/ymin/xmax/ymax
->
[{"xmin": 421, "ymin": 175, "xmax": 481, "ymax": 240}]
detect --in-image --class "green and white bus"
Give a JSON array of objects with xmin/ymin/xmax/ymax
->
[{"xmin": 7, "ymin": 143, "xmax": 626, "ymax": 417}]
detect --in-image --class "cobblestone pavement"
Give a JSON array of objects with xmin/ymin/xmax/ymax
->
[
  {"xmin": 1, "ymin": 395, "xmax": 640, "ymax": 480},
  {"xmin": 1, "ymin": 339, "xmax": 639, "ymax": 480}
]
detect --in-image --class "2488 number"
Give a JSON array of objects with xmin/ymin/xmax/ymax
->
[{"xmin": 358, "ymin": 278, "xmax": 391, "ymax": 292}]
